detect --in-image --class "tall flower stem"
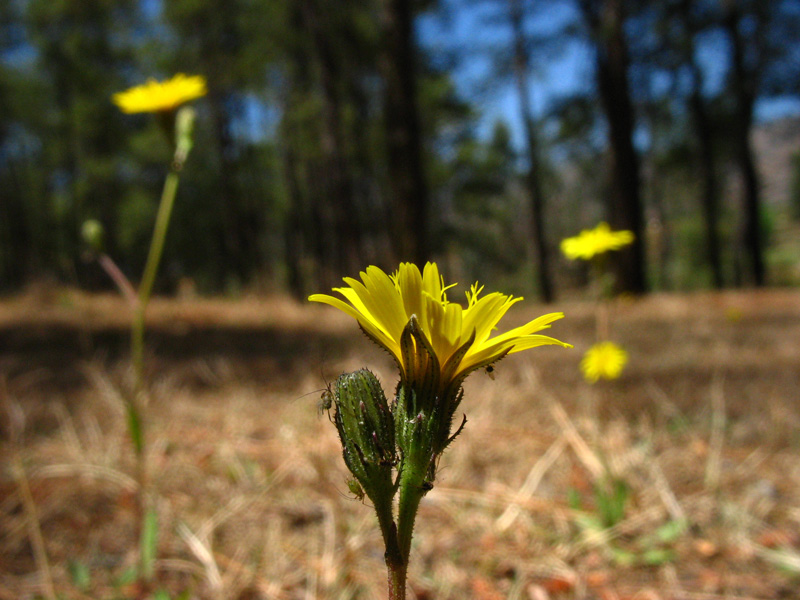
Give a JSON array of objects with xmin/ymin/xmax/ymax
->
[
  {"xmin": 387, "ymin": 557, "xmax": 407, "ymax": 600},
  {"xmin": 590, "ymin": 257, "xmax": 610, "ymax": 340},
  {"xmin": 127, "ymin": 107, "xmax": 195, "ymax": 581},
  {"xmin": 131, "ymin": 165, "xmax": 182, "ymax": 396},
  {"xmin": 128, "ymin": 163, "xmax": 182, "ymax": 580},
  {"xmin": 388, "ymin": 481, "xmax": 427, "ymax": 600},
  {"xmin": 373, "ymin": 496, "xmax": 405, "ymax": 600}
]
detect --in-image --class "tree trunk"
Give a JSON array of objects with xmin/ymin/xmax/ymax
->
[
  {"xmin": 689, "ymin": 68, "xmax": 724, "ymax": 289},
  {"xmin": 580, "ymin": 0, "xmax": 646, "ymax": 293},
  {"xmin": 379, "ymin": 0, "xmax": 429, "ymax": 265},
  {"xmin": 723, "ymin": 4, "xmax": 765, "ymax": 287},
  {"xmin": 302, "ymin": 0, "xmax": 362, "ymax": 279},
  {"xmin": 0, "ymin": 163, "xmax": 31, "ymax": 288},
  {"xmin": 509, "ymin": 0, "xmax": 554, "ymax": 302},
  {"xmin": 208, "ymin": 90, "xmax": 246, "ymax": 285},
  {"xmin": 676, "ymin": 0, "xmax": 723, "ymax": 289},
  {"xmin": 280, "ymin": 114, "xmax": 310, "ymax": 299}
]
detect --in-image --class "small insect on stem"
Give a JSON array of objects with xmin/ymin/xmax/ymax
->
[
  {"xmin": 346, "ymin": 478, "xmax": 366, "ymax": 502},
  {"xmin": 484, "ymin": 365, "xmax": 496, "ymax": 380},
  {"xmin": 317, "ymin": 380, "xmax": 334, "ymax": 421},
  {"xmin": 293, "ymin": 375, "xmax": 335, "ymax": 421}
]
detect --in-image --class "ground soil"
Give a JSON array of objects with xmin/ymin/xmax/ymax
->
[{"xmin": 1, "ymin": 288, "xmax": 799, "ymax": 600}]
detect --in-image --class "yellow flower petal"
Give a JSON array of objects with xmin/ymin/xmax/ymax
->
[
  {"xmin": 113, "ymin": 73, "xmax": 207, "ymax": 114},
  {"xmin": 580, "ymin": 341, "xmax": 628, "ymax": 383},
  {"xmin": 464, "ymin": 293, "xmax": 522, "ymax": 346},
  {"xmin": 308, "ymin": 293, "xmax": 395, "ymax": 355},
  {"xmin": 309, "ymin": 262, "xmax": 571, "ymax": 387},
  {"xmin": 422, "ymin": 262, "xmax": 442, "ymax": 299},
  {"xmin": 561, "ymin": 222, "xmax": 634, "ymax": 261},
  {"xmin": 394, "ymin": 263, "xmax": 424, "ymax": 319}
]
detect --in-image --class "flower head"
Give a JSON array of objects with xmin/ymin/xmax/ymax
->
[
  {"xmin": 561, "ymin": 222, "xmax": 634, "ymax": 261},
  {"xmin": 581, "ymin": 341, "xmax": 628, "ymax": 383},
  {"xmin": 309, "ymin": 262, "xmax": 571, "ymax": 388},
  {"xmin": 112, "ymin": 74, "xmax": 207, "ymax": 114}
]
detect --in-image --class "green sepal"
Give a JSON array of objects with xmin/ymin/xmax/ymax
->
[
  {"xmin": 439, "ymin": 329, "xmax": 475, "ymax": 386},
  {"xmin": 437, "ymin": 390, "xmax": 467, "ymax": 455},
  {"xmin": 399, "ymin": 320, "xmax": 418, "ymax": 395},
  {"xmin": 393, "ymin": 383, "xmax": 439, "ymax": 494},
  {"xmin": 399, "ymin": 316, "xmax": 441, "ymax": 404}
]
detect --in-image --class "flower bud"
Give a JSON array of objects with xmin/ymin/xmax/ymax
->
[
  {"xmin": 81, "ymin": 219, "xmax": 105, "ymax": 253},
  {"xmin": 333, "ymin": 369, "xmax": 396, "ymax": 503}
]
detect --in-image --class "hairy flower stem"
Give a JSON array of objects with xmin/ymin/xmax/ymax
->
[
  {"xmin": 378, "ymin": 507, "xmax": 405, "ymax": 600},
  {"xmin": 387, "ymin": 559, "xmax": 407, "ymax": 600},
  {"xmin": 384, "ymin": 456, "xmax": 429, "ymax": 600}
]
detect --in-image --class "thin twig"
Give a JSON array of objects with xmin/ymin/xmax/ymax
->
[
  {"xmin": 495, "ymin": 435, "xmax": 567, "ymax": 532},
  {"xmin": 548, "ymin": 399, "xmax": 605, "ymax": 480},
  {"xmin": 177, "ymin": 522, "xmax": 223, "ymax": 593},
  {"xmin": 522, "ymin": 366, "xmax": 605, "ymax": 479},
  {"xmin": 1, "ymin": 384, "xmax": 56, "ymax": 600},
  {"xmin": 649, "ymin": 457, "xmax": 686, "ymax": 523},
  {"xmin": 705, "ymin": 372, "xmax": 726, "ymax": 489},
  {"xmin": 11, "ymin": 459, "xmax": 56, "ymax": 600},
  {"xmin": 97, "ymin": 254, "xmax": 138, "ymax": 307}
]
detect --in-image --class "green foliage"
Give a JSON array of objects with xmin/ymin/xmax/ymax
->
[
  {"xmin": 67, "ymin": 559, "xmax": 91, "ymax": 591},
  {"xmin": 140, "ymin": 509, "xmax": 159, "ymax": 581},
  {"xmin": 117, "ymin": 191, "xmax": 158, "ymax": 261},
  {"xmin": 125, "ymin": 401, "xmax": 144, "ymax": 456},
  {"xmin": 115, "ymin": 565, "xmax": 138, "ymax": 587},
  {"xmin": 65, "ymin": 553, "xmax": 193, "ymax": 600},
  {"xmin": 571, "ymin": 479, "xmax": 687, "ymax": 568},
  {"xmin": 593, "ymin": 477, "xmax": 629, "ymax": 529},
  {"xmin": 439, "ymin": 121, "xmax": 531, "ymax": 286}
]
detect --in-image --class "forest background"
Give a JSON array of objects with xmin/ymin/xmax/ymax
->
[
  {"xmin": 3, "ymin": 2, "xmax": 800, "ymax": 598},
  {"xmin": 1, "ymin": 0, "xmax": 800, "ymax": 299}
]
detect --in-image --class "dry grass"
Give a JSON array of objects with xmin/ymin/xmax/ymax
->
[{"xmin": 1, "ymin": 288, "xmax": 799, "ymax": 600}]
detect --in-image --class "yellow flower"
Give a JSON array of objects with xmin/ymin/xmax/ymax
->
[
  {"xmin": 112, "ymin": 74, "xmax": 207, "ymax": 114},
  {"xmin": 561, "ymin": 222, "xmax": 634, "ymax": 261},
  {"xmin": 581, "ymin": 341, "xmax": 628, "ymax": 383},
  {"xmin": 309, "ymin": 263, "xmax": 571, "ymax": 385}
]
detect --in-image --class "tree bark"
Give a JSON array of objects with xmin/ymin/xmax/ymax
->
[
  {"xmin": 207, "ymin": 90, "xmax": 248, "ymax": 284},
  {"xmin": 723, "ymin": 3, "xmax": 765, "ymax": 287},
  {"xmin": 689, "ymin": 68, "xmax": 724, "ymax": 289},
  {"xmin": 580, "ymin": 0, "xmax": 647, "ymax": 293},
  {"xmin": 379, "ymin": 0, "xmax": 429, "ymax": 265},
  {"xmin": 302, "ymin": 0, "xmax": 362, "ymax": 280},
  {"xmin": 509, "ymin": 0, "xmax": 554, "ymax": 302},
  {"xmin": 673, "ymin": 0, "xmax": 723, "ymax": 289}
]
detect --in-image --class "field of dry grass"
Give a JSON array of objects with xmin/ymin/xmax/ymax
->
[{"xmin": 1, "ymin": 288, "xmax": 799, "ymax": 600}]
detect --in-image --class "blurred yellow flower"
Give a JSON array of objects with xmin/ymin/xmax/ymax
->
[
  {"xmin": 581, "ymin": 341, "xmax": 628, "ymax": 383},
  {"xmin": 561, "ymin": 222, "xmax": 634, "ymax": 260},
  {"xmin": 310, "ymin": 262, "xmax": 571, "ymax": 385},
  {"xmin": 112, "ymin": 74, "xmax": 207, "ymax": 114}
]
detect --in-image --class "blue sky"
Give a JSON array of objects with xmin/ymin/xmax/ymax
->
[{"xmin": 418, "ymin": 1, "xmax": 593, "ymax": 145}]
